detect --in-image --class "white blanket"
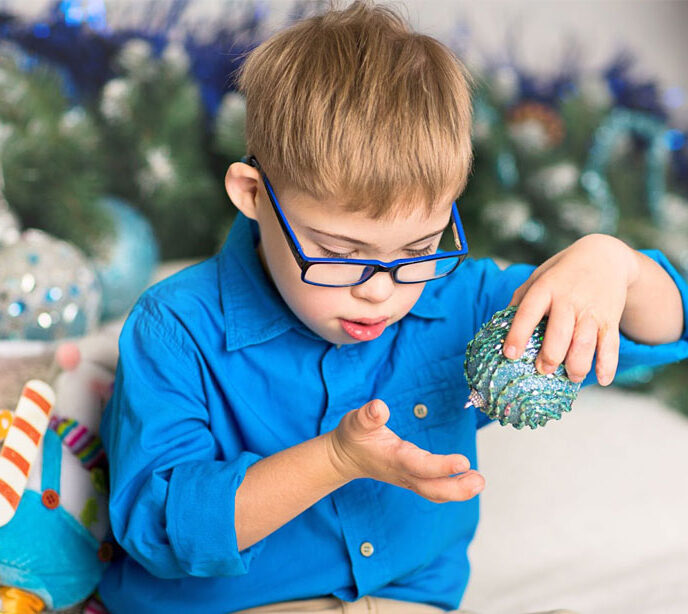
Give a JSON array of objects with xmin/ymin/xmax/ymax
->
[{"xmin": 463, "ymin": 386, "xmax": 688, "ymax": 614}]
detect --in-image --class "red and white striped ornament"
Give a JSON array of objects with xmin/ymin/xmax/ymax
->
[{"xmin": 0, "ymin": 379, "xmax": 55, "ymax": 526}]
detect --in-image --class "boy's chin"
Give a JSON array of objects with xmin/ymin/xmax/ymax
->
[
  {"xmin": 303, "ymin": 321, "xmax": 361, "ymax": 346},
  {"xmin": 304, "ymin": 317, "xmax": 398, "ymax": 345},
  {"xmin": 319, "ymin": 329, "xmax": 358, "ymax": 346}
]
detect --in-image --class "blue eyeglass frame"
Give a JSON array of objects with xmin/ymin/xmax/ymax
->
[{"xmin": 243, "ymin": 155, "xmax": 470, "ymax": 287}]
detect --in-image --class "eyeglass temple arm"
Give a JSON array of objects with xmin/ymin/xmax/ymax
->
[
  {"xmin": 450, "ymin": 202, "xmax": 468, "ymax": 253},
  {"xmin": 243, "ymin": 155, "xmax": 309, "ymax": 267}
]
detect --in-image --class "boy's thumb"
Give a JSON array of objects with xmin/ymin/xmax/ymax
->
[{"xmin": 361, "ymin": 399, "xmax": 388, "ymax": 427}]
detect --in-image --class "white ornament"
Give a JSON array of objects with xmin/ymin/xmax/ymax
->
[
  {"xmin": 482, "ymin": 198, "xmax": 531, "ymax": 240},
  {"xmin": 59, "ymin": 108, "xmax": 88, "ymax": 133},
  {"xmin": 118, "ymin": 38, "xmax": 154, "ymax": 76},
  {"xmin": 529, "ymin": 161, "xmax": 580, "ymax": 199},
  {"xmin": 162, "ymin": 43, "xmax": 191, "ymax": 75},
  {"xmin": 137, "ymin": 146, "xmax": 176, "ymax": 194},
  {"xmin": 492, "ymin": 66, "xmax": 520, "ymax": 105},
  {"xmin": 508, "ymin": 119, "xmax": 550, "ymax": 154},
  {"xmin": 100, "ymin": 78, "xmax": 132, "ymax": 123}
]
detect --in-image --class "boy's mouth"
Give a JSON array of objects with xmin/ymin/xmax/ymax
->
[{"xmin": 339, "ymin": 317, "xmax": 388, "ymax": 341}]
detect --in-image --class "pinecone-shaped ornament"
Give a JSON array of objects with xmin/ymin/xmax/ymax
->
[{"xmin": 464, "ymin": 306, "xmax": 581, "ymax": 429}]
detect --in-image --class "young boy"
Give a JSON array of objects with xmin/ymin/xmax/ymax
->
[{"xmin": 97, "ymin": 2, "xmax": 688, "ymax": 613}]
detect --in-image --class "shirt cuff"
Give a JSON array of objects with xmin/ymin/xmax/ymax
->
[{"xmin": 166, "ymin": 451, "xmax": 265, "ymax": 576}]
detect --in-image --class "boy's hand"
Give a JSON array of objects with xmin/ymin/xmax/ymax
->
[
  {"xmin": 326, "ymin": 399, "xmax": 484, "ymax": 503},
  {"xmin": 503, "ymin": 233, "xmax": 639, "ymax": 386}
]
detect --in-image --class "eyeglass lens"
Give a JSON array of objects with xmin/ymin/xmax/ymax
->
[{"xmin": 303, "ymin": 256, "xmax": 461, "ymax": 286}]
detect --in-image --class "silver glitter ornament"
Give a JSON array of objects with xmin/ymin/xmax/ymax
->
[
  {"xmin": 0, "ymin": 229, "xmax": 102, "ymax": 341},
  {"xmin": 464, "ymin": 306, "xmax": 581, "ymax": 429}
]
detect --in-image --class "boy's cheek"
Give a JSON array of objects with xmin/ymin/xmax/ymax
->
[
  {"xmin": 400, "ymin": 284, "xmax": 426, "ymax": 312},
  {"xmin": 284, "ymin": 284, "xmax": 343, "ymax": 323}
]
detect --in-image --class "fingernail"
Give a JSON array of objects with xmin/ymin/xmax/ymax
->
[
  {"xmin": 367, "ymin": 403, "xmax": 377, "ymax": 419},
  {"xmin": 504, "ymin": 344, "xmax": 517, "ymax": 359},
  {"xmin": 455, "ymin": 460, "xmax": 469, "ymax": 473},
  {"xmin": 537, "ymin": 360, "xmax": 554, "ymax": 374},
  {"xmin": 470, "ymin": 478, "xmax": 484, "ymax": 494}
]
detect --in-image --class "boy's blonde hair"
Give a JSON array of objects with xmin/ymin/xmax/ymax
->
[{"xmin": 236, "ymin": 0, "xmax": 474, "ymax": 218}]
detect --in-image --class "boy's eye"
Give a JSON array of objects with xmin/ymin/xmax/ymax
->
[
  {"xmin": 319, "ymin": 247, "xmax": 356, "ymax": 259},
  {"xmin": 318, "ymin": 244, "xmax": 437, "ymax": 259},
  {"xmin": 405, "ymin": 245, "xmax": 435, "ymax": 257}
]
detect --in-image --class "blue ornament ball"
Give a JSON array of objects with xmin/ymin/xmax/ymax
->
[
  {"xmin": 464, "ymin": 306, "xmax": 581, "ymax": 429},
  {"xmin": 89, "ymin": 196, "xmax": 159, "ymax": 321}
]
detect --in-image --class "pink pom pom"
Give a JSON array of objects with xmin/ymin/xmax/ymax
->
[{"xmin": 55, "ymin": 343, "xmax": 81, "ymax": 371}]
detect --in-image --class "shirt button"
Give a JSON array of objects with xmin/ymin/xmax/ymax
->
[
  {"xmin": 360, "ymin": 541, "xmax": 374, "ymax": 557},
  {"xmin": 413, "ymin": 403, "xmax": 428, "ymax": 419}
]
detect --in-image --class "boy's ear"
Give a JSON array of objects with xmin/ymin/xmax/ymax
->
[{"xmin": 225, "ymin": 162, "xmax": 260, "ymax": 220}]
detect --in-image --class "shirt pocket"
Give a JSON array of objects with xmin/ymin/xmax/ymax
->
[
  {"xmin": 387, "ymin": 354, "xmax": 470, "ymax": 439},
  {"xmin": 385, "ymin": 354, "xmax": 478, "ymax": 512},
  {"xmin": 389, "ymin": 384, "xmax": 476, "ymax": 461}
]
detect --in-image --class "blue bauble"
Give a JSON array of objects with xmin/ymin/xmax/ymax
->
[
  {"xmin": 464, "ymin": 306, "xmax": 581, "ymax": 429},
  {"xmin": 89, "ymin": 197, "xmax": 159, "ymax": 321}
]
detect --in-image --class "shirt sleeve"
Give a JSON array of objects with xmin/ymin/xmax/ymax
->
[{"xmin": 100, "ymin": 300, "xmax": 265, "ymax": 579}]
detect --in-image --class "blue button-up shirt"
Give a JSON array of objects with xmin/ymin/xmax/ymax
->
[{"xmin": 99, "ymin": 213, "xmax": 688, "ymax": 614}]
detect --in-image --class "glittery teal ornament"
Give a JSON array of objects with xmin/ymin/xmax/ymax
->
[{"xmin": 464, "ymin": 307, "xmax": 581, "ymax": 429}]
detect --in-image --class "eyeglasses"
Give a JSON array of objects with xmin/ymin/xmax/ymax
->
[{"xmin": 243, "ymin": 155, "xmax": 469, "ymax": 288}]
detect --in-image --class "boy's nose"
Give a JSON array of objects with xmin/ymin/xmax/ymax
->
[{"xmin": 350, "ymin": 271, "xmax": 395, "ymax": 303}]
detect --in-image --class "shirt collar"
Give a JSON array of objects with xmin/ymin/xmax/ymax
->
[
  {"xmin": 218, "ymin": 213, "xmax": 446, "ymax": 352},
  {"xmin": 409, "ymin": 279, "xmax": 448, "ymax": 320},
  {"xmin": 219, "ymin": 213, "xmax": 304, "ymax": 351}
]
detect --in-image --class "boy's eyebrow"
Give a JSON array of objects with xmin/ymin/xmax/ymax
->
[{"xmin": 304, "ymin": 226, "xmax": 446, "ymax": 248}]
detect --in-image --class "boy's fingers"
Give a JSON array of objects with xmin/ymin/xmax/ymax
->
[
  {"xmin": 503, "ymin": 287, "xmax": 552, "ymax": 359},
  {"xmin": 507, "ymin": 281, "xmax": 529, "ymax": 308},
  {"xmin": 396, "ymin": 442, "xmax": 470, "ymax": 479},
  {"xmin": 595, "ymin": 323, "xmax": 620, "ymax": 386},
  {"xmin": 412, "ymin": 471, "xmax": 485, "ymax": 503},
  {"xmin": 352, "ymin": 399, "xmax": 389, "ymax": 433},
  {"xmin": 564, "ymin": 314, "xmax": 599, "ymax": 382},
  {"xmin": 536, "ymin": 301, "xmax": 576, "ymax": 374}
]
